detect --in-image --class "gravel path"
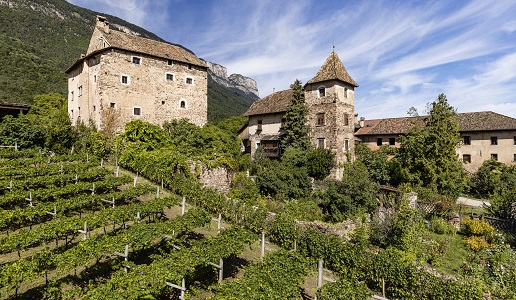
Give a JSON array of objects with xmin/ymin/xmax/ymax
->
[{"xmin": 456, "ymin": 196, "xmax": 490, "ymax": 207}]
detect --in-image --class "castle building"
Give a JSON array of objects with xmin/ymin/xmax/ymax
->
[
  {"xmin": 240, "ymin": 51, "xmax": 358, "ymax": 177},
  {"xmin": 355, "ymin": 112, "xmax": 516, "ymax": 172},
  {"xmin": 65, "ymin": 16, "xmax": 208, "ymax": 131}
]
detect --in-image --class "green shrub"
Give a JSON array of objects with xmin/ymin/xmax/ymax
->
[{"xmin": 430, "ymin": 216, "xmax": 456, "ymax": 235}]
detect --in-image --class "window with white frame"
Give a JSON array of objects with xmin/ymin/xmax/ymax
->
[
  {"xmin": 121, "ymin": 75, "xmax": 129, "ymax": 85},
  {"xmin": 132, "ymin": 56, "xmax": 141, "ymax": 64},
  {"xmin": 317, "ymin": 138, "xmax": 325, "ymax": 149},
  {"xmin": 133, "ymin": 107, "xmax": 142, "ymax": 116},
  {"xmin": 185, "ymin": 77, "xmax": 193, "ymax": 85},
  {"xmin": 110, "ymin": 102, "xmax": 116, "ymax": 109},
  {"xmin": 318, "ymin": 86, "xmax": 325, "ymax": 97},
  {"xmin": 166, "ymin": 73, "xmax": 174, "ymax": 81},
  {"xmin": 316, "ymin": 113, "xmax": 325, "ymax": 126}
]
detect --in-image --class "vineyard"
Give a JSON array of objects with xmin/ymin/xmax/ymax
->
[
  {"xmin": 0, "ymin": 151, "xmax": 336, "ymax": 299},
  {"xmin": 1, "ymin": 149, "xmax": 515, "ymax": 299}
]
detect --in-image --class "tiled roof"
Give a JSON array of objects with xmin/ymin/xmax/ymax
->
[
  {"xmin": 355, "ymin": 111, "xmax": 516, "ymax": 135},
  {"xmin": 244, "ymin": 89, "xmax": 293, "ymax": 116},
  {"xmin": 306, "ymin": 52, "xmax": 358, "ymax": 87},
  {"xmin": 458, "ymin": 111, "xmax": 516, "ymax": 131},
  {"xmin": 101, "ymin": 29, "xmax": 207, "ymax": 68},
  {"xmin": 66, "ymin": 21, "xmax": 206, "ymax": 73}
]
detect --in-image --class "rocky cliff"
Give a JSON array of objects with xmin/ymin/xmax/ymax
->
[{"xmin": 205, "ymin": 61, "xmax": 260, "ymax": 101}]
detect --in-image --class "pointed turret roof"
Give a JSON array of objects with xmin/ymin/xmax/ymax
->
[{"xmin": 306, "ymin": 52, "xmax": 358, "ymax": 87}]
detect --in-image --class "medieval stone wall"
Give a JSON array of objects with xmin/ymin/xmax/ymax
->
[{"xmin": 70, "ymin": 47, "xmax": 207, "ymax": 131}]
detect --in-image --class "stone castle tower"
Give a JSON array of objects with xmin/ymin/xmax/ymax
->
[{"xmin": 304, "ymin": 51, "xmax": 358, "ymax": 168}]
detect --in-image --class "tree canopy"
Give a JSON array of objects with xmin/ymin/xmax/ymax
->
[
  {"xmin": 282, "ymin": 79, "xmax": 310, "ymax": 151},
  {"xmin": 397, "ymin": 94, "xmax": 466, "ymax": 197}
]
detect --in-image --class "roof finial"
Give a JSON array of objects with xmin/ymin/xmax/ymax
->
[{"xmin": 332, "ymin": 40, "xmax": 335, "ymax": 53}]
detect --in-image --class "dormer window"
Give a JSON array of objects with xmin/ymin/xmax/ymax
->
[
  {"xmin": 318, "ymin": 87, "xmax": 326, "ymax": 97},
  {"xmin": 132, "ymin": 56, "xmax": 141, "ymax": 64}
]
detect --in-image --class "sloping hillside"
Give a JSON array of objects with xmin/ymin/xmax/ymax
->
[{"xmin": 0, "ymin": 0, "xmax": 254, "ymax": 121}]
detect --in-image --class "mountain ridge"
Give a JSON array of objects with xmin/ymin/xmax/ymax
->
[{"xmin": 0, "ymin": 0, "xmax": 256, "ymax": 122}]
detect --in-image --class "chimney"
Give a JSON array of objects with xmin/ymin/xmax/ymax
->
[
  {"xmin": 360, "ymin": 117, "xmax": 365, "ymax": 128},
  {"xmin": 96, "ymin": 15, "xmax": 110, "ymax": 34}
]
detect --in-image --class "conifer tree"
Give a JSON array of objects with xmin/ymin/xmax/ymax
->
[
  {"xmin": 398, "ymin": 93, "xmax": 466, "ymax": 197},
  {"xmin": 282, "ymin": 79, "xmax": 310, "ymax": 151}
]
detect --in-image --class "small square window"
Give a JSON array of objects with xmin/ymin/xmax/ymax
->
[
  {"xmin": 463, "ymin": 154, "xmax": 471, "ymax": 164},
  {"xmin": 316, "ymin": 113, "xmax": 325, "ymax": 126},
  {"xmin": 168, "ymin": 59, "xmax": 173, "ymax": 65},
  {"xmin": 166, "ymin": 73, "xmax": 174, "ymax": 81},
  {"xmin": 110, "ymin": 102, "xmax": 116, "ymax": 108},
  {"xmin": 132, "ymin": 57, "xmax": 141, "ymax": 64},
  {"xmin": 377, "ymin": 138, "xmax": 382, "ymax": 146},
  {"xmin": 318, "ymin": 87, "xmax": 325, "ymax": 97},
  {"xmin": 491, "ymin": 136, "xmax": 498, "ymax": 145},
  {"xmin": 188, "ymin": 64, "xmax": 192, "ymax": 70},
  {"xmin": 121, "ymin": 75, "xmax": 129, "ymax": 84},
  {"xmin": 257, "ymin": 119, "xmax": 263, "ymax": 131},
  {"xmin": 462, "ymin": 136, "xmax": 471, "ymax": 145},
  {"xmin": 389, "ymin": 137, "xmax": 395, "ymax": 145},
  {"xmin": 281, "ymin": 118, "xmax": 286, "ymax": 128},
  {"xmin": 491, "ymin": 153, "xmax": 498, "ymax": 161},
  {"xmin": 133, "ymin": 107, "xmax": 141, "ymax": 116},
  {"xmin": 317, "ymin": 138, "xmax": 325, "ymax": 149},
  {"xmin": 344, "ymin": 139, "xmax": 349, "ymax": 151},
  {"xmin": 343, "ymin": 113, "xmax": 349, "ymax": 126},
  {"xmin": 162, "ymin": 101, "xmax": 166, "ymax": 105},
  {"xmin": 186, "ymin": 77, "xmax": 193, "ymax": 84}
]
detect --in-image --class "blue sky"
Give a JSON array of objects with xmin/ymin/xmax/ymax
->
[{"xmin": 67, "ymin": 0, "xmax": 516, "ymax": 120}]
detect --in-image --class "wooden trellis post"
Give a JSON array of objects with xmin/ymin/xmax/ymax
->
[
  {"xmin": 74, "ymin": 174, "xmax": 78, "ymax": 184},
  {"xmin": 100, "ymin": 197, "xmax": 115, "ymax": 208},
  {"xmin": 114, "ymin": 245, "xmax": 129, "ymax": 273},
  {"xmin": 166, "ymin": 278, "xmax": 185, "ymax": 300},
  {"xmin": 181, "ymin": 197, "xmax": 188, "ymax": 216},
  {"xmin": 115, "ymin": 166, "xmax": 120, "ymax": 177},
  {"xmin": 86, "ymin": 153, "xmax": 89, "ymax": 162},
  {"xmin": 135, "ymin": 211, "xmax": 141, "ymax": 224},
  {"xmin": 25, "ymin": 192, "xmax": 33, "ymax": 207},
  {"xmin": 78, "ymin": 221, "xmax": 88, "ymax": 240},
  {"xmin": 209, "ymin": 258, "xmax": 224, "ymax": 283},
  {"xmin": 101, "ymin": 158, "xmax": 104, "ymax": 167},
  {"xmin": 211, "ymin": 213, "xmax": 224, "ymax": 233},
  {"xmin": 133, "ymin": 173, "xmax": 138, "ymax": 187},
  {"xmin": 5, "ymin": 180, "xmax": 12, "ymax": 192},
  {"xmin": 59, "ymin": 165, "xmax": 64, "ymax": 173},
  {"xmin": 90, "ymin": 183, "xmax": 95, "ymax": 195},
  {"xmin": 156, "ymin": 186, "xmax": 160, "ymax": 198},
  {"xmin": 260, "ymin": 232, "xmax": 271, "ymax": 258},
  {"xmin": 47, "ymin": 205, "xmax": 57, "ymax": 216},
  {"xmin": 317, "ymin": 260, "xmax": 336, "ymax": 289}
]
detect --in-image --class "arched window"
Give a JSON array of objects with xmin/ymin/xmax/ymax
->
[
  {"xmin": 180, "ymin": 100, "xmax": 187, "ymax": 109},
  {"xmin": 318, "ymin": 86, "xmax": 326, "ymax": 97}
]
